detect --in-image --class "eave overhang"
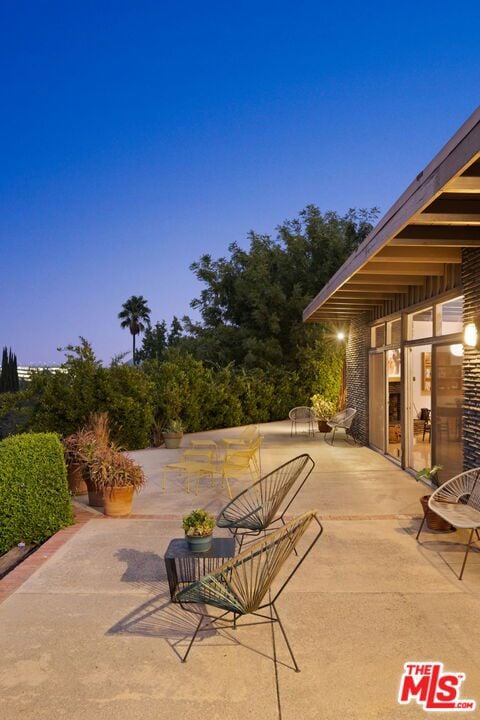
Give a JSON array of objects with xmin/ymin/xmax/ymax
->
[{"xmin": 303, "ymin": 107, "xmax": 480, "ymax": 324}]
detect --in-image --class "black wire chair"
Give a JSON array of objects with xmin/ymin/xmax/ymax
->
[
  {"xmin": 216, "ymin": 454, "xmax": 315, "ymax": 550},
  {"xmin": 173, "ymin": 510, "xmax": 323, "ymax": 668}
]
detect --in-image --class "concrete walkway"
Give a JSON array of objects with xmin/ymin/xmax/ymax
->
[{"xmin": 1, "ymin": 421, "xmax": 479, "ymax": 720}]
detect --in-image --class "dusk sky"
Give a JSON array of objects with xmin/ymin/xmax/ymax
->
[{"xmin": 1, "ymin": 1, "xmax": 479, "ymax": 365}]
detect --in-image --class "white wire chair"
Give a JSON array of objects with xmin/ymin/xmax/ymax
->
[
  {"xmin": 326, "ymin": 408, "xmax": 357, "ymax": 445},
  {"xmin": 289, "ymin": 406, "xmax": 316, "ymax": 437},
  {"xmin": 417, "ymin": 467, "xmax": 480, "ymax": 580}
]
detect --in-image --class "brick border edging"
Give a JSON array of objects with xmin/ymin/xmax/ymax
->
[{"xmin": 0, "ymin": 508, "xmax": 100, "ymax": 604}]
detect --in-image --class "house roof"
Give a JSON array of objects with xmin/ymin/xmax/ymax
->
[{"xmin": 303, "ymin": 107, "xmax": 480, "ymax": 323}]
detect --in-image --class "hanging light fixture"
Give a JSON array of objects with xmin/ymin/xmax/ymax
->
[
  {"xmin": 464, "ymin": 322, "xmax": 478, "ymax": 348},
  {"xmin": 450, "ymin": 344, "xmax": 464, "ymax": 357}
]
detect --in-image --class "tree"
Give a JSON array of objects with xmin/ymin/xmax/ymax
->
[
  {"xmin": 118, "ymin": 296, "xmax": 151, "ymax": 365},
  {"xmin": 167, "ymin": 316, "xmax": 183, "ymax": 346},
  {"xmin": 0, "ymin": 347, "xmax": 19, "ymax": 393},
  {"xmin": 137, "ymin": 321, "xmax": 168, "ymax": 362},
  {"xmin": 185, "ymin": 205, "xmax": 378, "ymax": 369}
]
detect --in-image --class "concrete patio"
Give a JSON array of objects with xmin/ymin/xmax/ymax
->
[{"xmin": 1, "ymin": 420, "xmax": 479, "ymax": 720}]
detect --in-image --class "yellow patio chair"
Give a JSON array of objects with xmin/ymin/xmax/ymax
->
[
  {"xmin": 189, "ymin": 438, "xmax": 219, "ymax": 459},
  {"xmin": 221, "ymin": 425, "xmax": 259, "ymax": 449},
  {"xmin": 163, "ymin": 448, "xmax": 217, "ymax": 494},
  {"xmin": 223, "ymin": 436, "xmax": 263, "ymax": 484}
]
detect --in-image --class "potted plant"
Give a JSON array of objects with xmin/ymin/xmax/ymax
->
[
  {"xmin": 75, "ymin": 430, "xmax": 106, "ymax": 508},
  {"xmin": 182, "ymin": 509, "xmax": 215, "ymax": 552},
  {"xmin": 71, "ymin": 413, "xmax": 119, "ymax": 508},
  {"xmin": 311, "ymin": 394, "xmax": 336, "ymax": 433},
  {"xmin": 415, "ymin": 465, "xmax": 453, "ymax": 531},
  {"xmin": 163, "ymin": 419, "xmax": 185, "ymax": 449},
  {"xmin": 62, "ymin": 431, "xmax": 89, "ymax": 496},
  {"xmin": 89, "ymin": 447, "xmax": 145, "ymax": 517}
]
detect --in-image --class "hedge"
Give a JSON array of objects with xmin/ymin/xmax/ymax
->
[{"xmin": 0, "ymin": 433, "xmax": 74, "ymax": 555}]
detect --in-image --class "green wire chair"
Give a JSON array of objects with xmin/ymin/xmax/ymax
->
[
  {"xmin": 216, "ymin": 454, "xmax": 315, "ymax": 549},
  {"xmin": 173, "ymin": 510, "xmax": 323, "ymax": 668}
]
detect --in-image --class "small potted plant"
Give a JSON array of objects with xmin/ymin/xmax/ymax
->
[
  {"xmin": 182, "ymin": 509, "xmax": 215, "ymax": 552},
  {"xmin": 89, "ymin": 447, "xmax": 146, "ymax": 517},
  {"xmin": 163, "ymin": 419, "xmax": 185, "ymax": 449},
  {"xmin": 415, "ymin": 465, "xmax": 453, "ymax": 531},
  {"xmin": 311, "ymin": 394, "xmax": 336, "ymax": 433}
]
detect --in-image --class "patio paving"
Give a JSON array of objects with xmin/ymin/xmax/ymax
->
[{"xmin": 1, "ymin": 420, "xmax": 479, "ymax": 720}]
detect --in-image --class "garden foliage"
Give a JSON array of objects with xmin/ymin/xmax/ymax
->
[
  {"xmin": 0, "ymin": 206, "xmax": 377, "ymax": 448},
  {"xmin": 0, "ymin": 433, "xmax": 73, "ymax": 555}
]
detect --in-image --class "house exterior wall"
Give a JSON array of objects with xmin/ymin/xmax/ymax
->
[
  {"xmin": 462, "ymin": 248, "xmax": 480, "ymax": 471},
  {"xmin": 346, "ymin": 313, "xmax": 370, "ymax": 445}
]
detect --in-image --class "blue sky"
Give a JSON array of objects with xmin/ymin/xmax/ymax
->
[{"xmin": 1, "ymin": 1, "xmax": 479, "ymax": 364}]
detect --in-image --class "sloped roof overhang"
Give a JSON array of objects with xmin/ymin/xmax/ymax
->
[{"xmin": 303, "ymin": 107, "xmax": 480, "ymax": 323}]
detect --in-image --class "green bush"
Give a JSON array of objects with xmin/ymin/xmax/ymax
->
[
  {"xmin": 0, "ymin": 433, "xmax": 73, "ymax": 554},
  {"xmin": 27, "ymin": 340, "xmax": 155, "ymax": 450}
]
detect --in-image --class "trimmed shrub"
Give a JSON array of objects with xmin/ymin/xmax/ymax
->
[{"xmin": 0, "ymin": 433, "xmax": 73, "ymax": 555}]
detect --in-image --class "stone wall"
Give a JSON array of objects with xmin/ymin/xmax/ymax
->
[
  {"xmin": 346, "ymin": 314, "xmax": 370, "ymax": 445},
  {"xmin": 462, "ymin": 248, "xmax": 480, "ymax": 470}
]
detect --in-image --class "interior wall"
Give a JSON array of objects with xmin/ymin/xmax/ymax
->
[{"xmin": 410, "ymin": 345, "xmax": 431, "ymax": 419}]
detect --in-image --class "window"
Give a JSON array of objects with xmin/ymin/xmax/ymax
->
[
  {"xmin": 438, "ymin": 296, "xmax": 463, "ymax": 336},
  {"xmin": 409, "ymin": 307, "xmax": 433, "ymax": 340},
  {"xmin": 388, "ymin": 318, "xmax": 401, "ymax": 345},
  {"xmin": 371, "ymin": 324, "xmax": 385, "ymax": 348}
]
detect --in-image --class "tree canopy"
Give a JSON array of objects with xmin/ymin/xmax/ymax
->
[{"xmin": 182, "ymin": 205, "xmax": 378, "ymax": 369}]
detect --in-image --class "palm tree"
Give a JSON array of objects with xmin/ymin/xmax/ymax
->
[{"xmin": 118, "ymin": 296, "xmax": 151, "ymax": 365}]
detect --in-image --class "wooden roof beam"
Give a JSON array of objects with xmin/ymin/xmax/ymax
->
[
  {"xmin": 391, "ymin": 225, "xmax": 480, "ymax": 246},
  {"xmin": 416, "ymin": 213, "xmax": 480, "ymax": 225},
  {"xmin": 338, "ymin": 284, "xmax": 410, "ymax": 293},
  {"xmin": 334, "ymin": 292, "xmax": 400, "ymax": 299},
  {"xmin": 357, "ymin": 262, "xmax": 446, "ymax": 276},
  {"xmin": 445, "ymin": 176, "xmax": 480, "ymax": 193},
  {"xmin": 372, "ymin": 246, "xmax": 461, "ymax": 263},
  {"xmin": 348, "ymin": 274, "xmax": 425, "ymax": 285}
]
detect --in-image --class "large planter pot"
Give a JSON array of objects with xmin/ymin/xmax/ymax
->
[
  {"xmin": 186, "ymin": 534, "xmax": 212, "ymax": 553},
  {"xmin": 67, "ymin": 462, "xmax": 88, "ymax": 496},
  {"xmin": 317, "ymin": 420, "xmax": 330, "ymax": 433},
  {"xmin": 86, "ymin": 478, "xmax": 104, "ymax": 509},
  {"xmin": 103, "ymin": 485, "xmax": 135, "ymax": 518},
  {"xmin": 163, "ymin": 432, "xmax": 183, "ymax": 449},
  {"xmin": 420, "ymin": 495, "xmax": 454, "ymax": 532}
]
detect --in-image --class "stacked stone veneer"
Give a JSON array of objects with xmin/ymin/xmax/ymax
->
[
  {"xmin": 462, "ymin": 248, "xmax": 480, "ymax": 470},
  {"xmin": 346, "ymin": 313, "xmax": 370, "ymax": 445}
]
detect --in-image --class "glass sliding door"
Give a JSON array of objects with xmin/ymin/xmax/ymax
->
[
  {"xmin": 387, "ymin": 348, "xmax": 402, "ymax": 459},
  {"xmin": 432, "ymin": 343, "xmax": 463, "ymax": 482},
  {"xmin": 405, "ymin": 344, "xmax": 432, "ymax": 473},
  {"xmin": 369, "ymin": 352, "xmax": 386, "ymax": 452}
]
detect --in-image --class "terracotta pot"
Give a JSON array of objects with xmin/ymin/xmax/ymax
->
[
  {"xmin": 103, "ymin": 485, "xmax": 135, "ymax": 518},
  {"xmin": 163, "ymin": 432, "xmax": 183, "ymax": 449},
  {"xmin": 86, "ymin": 478, "xmax": 104, "ymax": 509},
  {"xmin": 317, "ymin": 420, "xmax": 330, "ymax": 433},
  {"xmin": 420, "ymin": 495, "xmax": 454, "ymax": 532},
  {"xmin": 67, "ymin": 462, "xmax": 88, "ymax": 496}
]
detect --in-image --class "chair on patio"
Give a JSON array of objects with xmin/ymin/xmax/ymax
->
[
  {"xmin": 289, "ymin": 406, "xmax": 315, "ymax": 437},
  {"xmin": 416, "ymin": 467, "xmax": 480, "ymax": 580},
  {"xmin": 217, "ymin": 454, "xmax": 315, "ymax": 549},
  {"xmin": 221, "ymin": 424, "xmax": 259, "ymax": 449},
  {"xmin": 163, "ymin": 448, "xmax": 219, "ymax": 494},
  {"xmin": 326, "ymin": 408, "xmax": 357, "ymax": 445},
  {"xmin": 223, "ymin": 436, "xmax": 263, "ymax": 481},
  {"xmin": 173, "ymin": 510, "xmax": 323, "ymax": 667}
]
